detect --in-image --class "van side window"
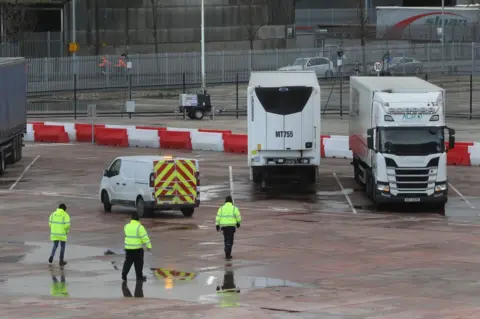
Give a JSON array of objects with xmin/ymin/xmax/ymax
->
[
  {"xmin": 255, "ymin": 86, "xmax": 313, "ymax": 116},
  {"xmin": 109, "ymin": 159, "xmax": 121, "ymax": 176}
]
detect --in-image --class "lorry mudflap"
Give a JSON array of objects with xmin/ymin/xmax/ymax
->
[{"xmin": 153, "ymin": 159, "xmax": 198, "ymax": 205}]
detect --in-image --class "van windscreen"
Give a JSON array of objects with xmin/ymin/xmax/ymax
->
[{"xmin": 255, "ymin": 86, "xmax": 313, "ymax": 116}]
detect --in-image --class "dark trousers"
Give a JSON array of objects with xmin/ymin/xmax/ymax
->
[
  {"xmin": 122, "ymin": 248, "xmax": 144, "ymax": 281},
  {"xmin": 222, "ymin": 226, "xmax": 236, "ymax": 257},
  {"xmin": 50, "ymin": 240, "xmax": 66, "ymax": 261}
]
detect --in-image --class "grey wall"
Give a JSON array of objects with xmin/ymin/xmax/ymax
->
[{"xmin": 63, "ymin": 0, "xmax": 295, "ymax": 54}]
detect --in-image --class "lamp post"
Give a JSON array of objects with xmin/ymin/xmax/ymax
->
[
  {"xmin": 201, "ymin": 0, "xmax": 206, "ymax": 91},
  {"xmin": 72, "ymin": 0, "xmax": 76, "ymax": 74}
]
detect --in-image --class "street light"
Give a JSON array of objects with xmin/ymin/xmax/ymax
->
[
  {"xmin": 441, "ymin": 0, "xmax": 445, "ymax": 45},
  {"xmin": 72, "ymin": 0, "xmax": 76, "ymax": 74},
  {"xmin": 201, "ymin": 0, "xmax": 206, "ymax": 91}
]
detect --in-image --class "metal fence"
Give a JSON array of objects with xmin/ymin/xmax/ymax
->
[
  {"xmin": 27, "ymin": 72, "xmax": 480, "ymax": 120},
  {"xmin": 25, "ymin": 42, "xmax": 480, "ymax": 94}
]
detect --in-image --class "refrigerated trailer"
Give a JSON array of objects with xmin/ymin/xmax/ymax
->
[
  {"xmin": 247, "ymin": 71, "xmax": 321, "ymax": 187},
  {"xmin": 349, "ymin": 76, "xmax": 455, "ymax": 209},
  {"xmin": 0, "ymin": 57, "xmax": 27, "ymax": 175}
]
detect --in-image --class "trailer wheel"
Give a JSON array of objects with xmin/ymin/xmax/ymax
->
[
  {"xmin": 193, "ymin": 109, "xmax": 205, "ymax": 120},
  {"xmin": 18, "ymin": 137, "xmax": 23, "ymax": 161},
  {"xmin": 0, "ymin": 152, "xmax": 5, "ymax": 175}
]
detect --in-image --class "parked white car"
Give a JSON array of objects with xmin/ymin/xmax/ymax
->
[{"xmin": 278, "ymin": 57, "xmax": 336, "ymax": 78}]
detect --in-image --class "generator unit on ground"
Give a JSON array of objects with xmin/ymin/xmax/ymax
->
[{"xmin": 178, "ymin": 91, "xmax": 212, "ymax": 120}]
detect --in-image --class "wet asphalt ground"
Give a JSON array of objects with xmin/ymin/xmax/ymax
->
[{"xmin": 0, "ymin": 143, "xmax": 480, "ymax": 318}]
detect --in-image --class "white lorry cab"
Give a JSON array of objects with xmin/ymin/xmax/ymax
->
[
  {"xmin": 247, "ymin": 71, "xmax": 321, "ymax": 187},
  {"xmin": 349, "ymin": 76, "xmax": 455, "ymax": 208},
  {"xmin": 100, "ymin": 156, "xmax": 200, "ymax": 217}
]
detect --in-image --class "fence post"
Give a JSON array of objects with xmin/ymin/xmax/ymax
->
[
  {"xmin": 182, "ymin": 73, "xmax": 186, "ymax": 93},
  {"xmin": 222, "ymin": 51, "xmax": 225, "ymax": 83},
  {"xmin": 249, "ymin": 50, "xmax": 252, "ymax": 73},
  {"xmin": 236, "ymin": 73, "xmax": 239, "ymax": 119},
  {"xmin": 276, "ymin": 49, "xmax": 279, "ymax": 69},
  {"xmin": 472, "ymin": 42, "xmax": 475, "ymax": 75},
  {"xmin": 470, "ymin": 73, "xmax": 473, "ymax": 120},
  {"xmin": 74, "ymin": 74, "xmax": 77, "ymax": 119}
]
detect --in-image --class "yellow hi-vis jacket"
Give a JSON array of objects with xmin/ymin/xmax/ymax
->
[
  {"xmin": 124, "ymin": 220, "xmax": 152, "ymax": 250},
  {"xmin": 49, "ymin": 208, "xmax": 71, "ymax": 242},
  {"xmin": 216, "ymin": 203, "xmax": 242, "ymax": 227}
]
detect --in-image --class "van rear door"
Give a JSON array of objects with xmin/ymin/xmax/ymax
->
[
  {"xmin": 153, "ymin": 159, "xmax": 198, "ymax": 206},
  {"xmin": 255, "ymin": 86, "xmax": 313, "ymax": 151}
]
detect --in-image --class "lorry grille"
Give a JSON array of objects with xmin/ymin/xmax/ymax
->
[{"xmin": 387, "ymin": 166, "xmax": 437, "ymax": 192}]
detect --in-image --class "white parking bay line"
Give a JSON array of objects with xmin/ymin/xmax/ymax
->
[
  {"xmin": 333, "ymin": 172, "xmax": 357, "ymax": 214},
  {"xmin": 9, "ymin": 155, "xmax": 40, "ymax": 190},
  {"xmin": 448, "ymin": 183, "xmax": 475, "ymax": 209}
]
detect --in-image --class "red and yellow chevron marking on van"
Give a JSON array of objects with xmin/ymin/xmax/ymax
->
[
  {"xmin": 175, "ymin": 159, "xmax": 197, "ymax": 204},
  {"xmin": 153, "ymin": 158, "xmax": 197, "ymax": 205}
]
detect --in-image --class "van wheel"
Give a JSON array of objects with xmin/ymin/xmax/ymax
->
[
  {"xmin": 181, "ymin": 208, "xmax": 195, "ymax": 217},
  {"xmin": 102, "ymin": 191, "xmax": 112, "ymax": 213},
  {"xmin": 136, "ymin": 197, "xmax": 145, "ymax": 217}
]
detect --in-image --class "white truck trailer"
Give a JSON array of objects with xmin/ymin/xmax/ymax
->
[
  {"xmin": 376, "ymin": 6, "xmax": 479, "ymax": 41},
  {"xmin": 349, "ymin": 76, "xmax": 455, "ymax": 208},
  {"xmin": 247, "ymin": 71, "xmax": 321, "ymax": 187}
]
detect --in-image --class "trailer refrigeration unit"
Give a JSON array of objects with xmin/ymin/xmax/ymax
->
[
  {"xmin": 0, "ymin": 57, "xmax": 27, "ymax": 175},
  {"xmin": 247, "ymin": 71, "xmax": 321, "ymax": 188},
  {"xmin": 349, "ymin": 76, "xmax": 455, "ymax": 209}
]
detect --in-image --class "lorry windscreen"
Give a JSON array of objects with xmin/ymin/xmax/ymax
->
[
  {"xmin": 255, "ymin": 86, "xmax": 312, "ymax": 116},
  {"xmin": 379, "ymin": 127, "xmax": 445, "ymax": 156}
]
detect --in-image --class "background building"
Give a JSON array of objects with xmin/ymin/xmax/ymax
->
[{"xmin": 0, "ymin": 0, "xmax": 296, "ymax": 57}]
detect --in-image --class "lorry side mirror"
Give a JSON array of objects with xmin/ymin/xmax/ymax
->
[
  {"xmin": 367, "ymin": 128, "xmax": 374, "ymax": 150},
  {"xmin": 448, "ymin": 128, "xmax": 455, "ymax": 149}
]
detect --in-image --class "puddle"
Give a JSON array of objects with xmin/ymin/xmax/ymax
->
[
  {"xmin": 0, "ymin": 178, "xmax": 28, "ymax": 185},
  {"xmin": 0, "ymin": 264, "xmax": 310, "ymax": 302},
  {"xmin": 0, "ymin": 255, "xmax": 24, "ymax": 263},
  {"xmin": 0, "ymin": 241, "xmax": 311, "ymax": 303},
  {"xmin": 143, "ymin": 220, "xmax": 199, "ymax": 230}
]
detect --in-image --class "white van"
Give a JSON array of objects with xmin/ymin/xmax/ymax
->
[{"xmin": 99, "ymin": 156, "xmax": 200, "ymax": 217}]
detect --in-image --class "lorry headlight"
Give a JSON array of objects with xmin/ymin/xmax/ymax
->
[
  {"xmin": 430, "ymin": 115, "xmax": 439, "ymax": 121},
  {"xmin": 277, "ymin": 159, "xmax": 285, "ymax": 164},
  {"xmin": 377, "ymin": 183, "xmax": 390, "ymax": 192},
  {"xmin": 301, "ymin": 158, "xmax": 309, "ymax": 164},
  {"xmin": 435, "ymin": 184, "xmax": 447, "ymax": 192}
]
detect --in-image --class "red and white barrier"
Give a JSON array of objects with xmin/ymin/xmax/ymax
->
[{"xmin": 23, "ymin": 122, "xmax": 480, "ymax": 166}]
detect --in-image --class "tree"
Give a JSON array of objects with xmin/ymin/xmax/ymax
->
[
  {"xmin": 357, "ymin": 0, "xmax": 367, "ymax": 75},
  {"xmin": 124, "ymin": 0, "xmax": 130, "ymax": 53},
  {"xmin": 1, "ymin": 0, "xmax": 36, "ymax": 42},
  {"xmin": 243, "ymin": 0, "xmax": 267, "ymax": 51},
  {"xmin": 149, "ymin": 0, "xmax": 160, "ymax": 53},
  {"xmin": 245, "ymin": 0, "xmax": 297, "ymax": 50}
]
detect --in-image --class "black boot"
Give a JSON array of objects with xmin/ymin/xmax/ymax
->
[
  {"xmin": 48, "ymin": 256, "xmax": 53, "ymax": 264},
  {"xmin": 59, "ymin": 260, "xmax": 67, "ymax": 267}
]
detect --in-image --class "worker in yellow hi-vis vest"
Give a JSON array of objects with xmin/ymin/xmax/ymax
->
[
  {"xmin": 48, "ymin": 203, "xmax": 70, "ymax": 267},
  {"xmin": 122, "ymin": 212, "xmax": 152, "ymax": 282},
  {"xmin": 216, "ymin": 195, "xmax": 242, "ymax": 260}
]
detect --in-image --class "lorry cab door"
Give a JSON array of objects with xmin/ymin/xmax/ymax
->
[{"xmin": 256, "ymin": 86, "xmax": 313, "ymax": 151}]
